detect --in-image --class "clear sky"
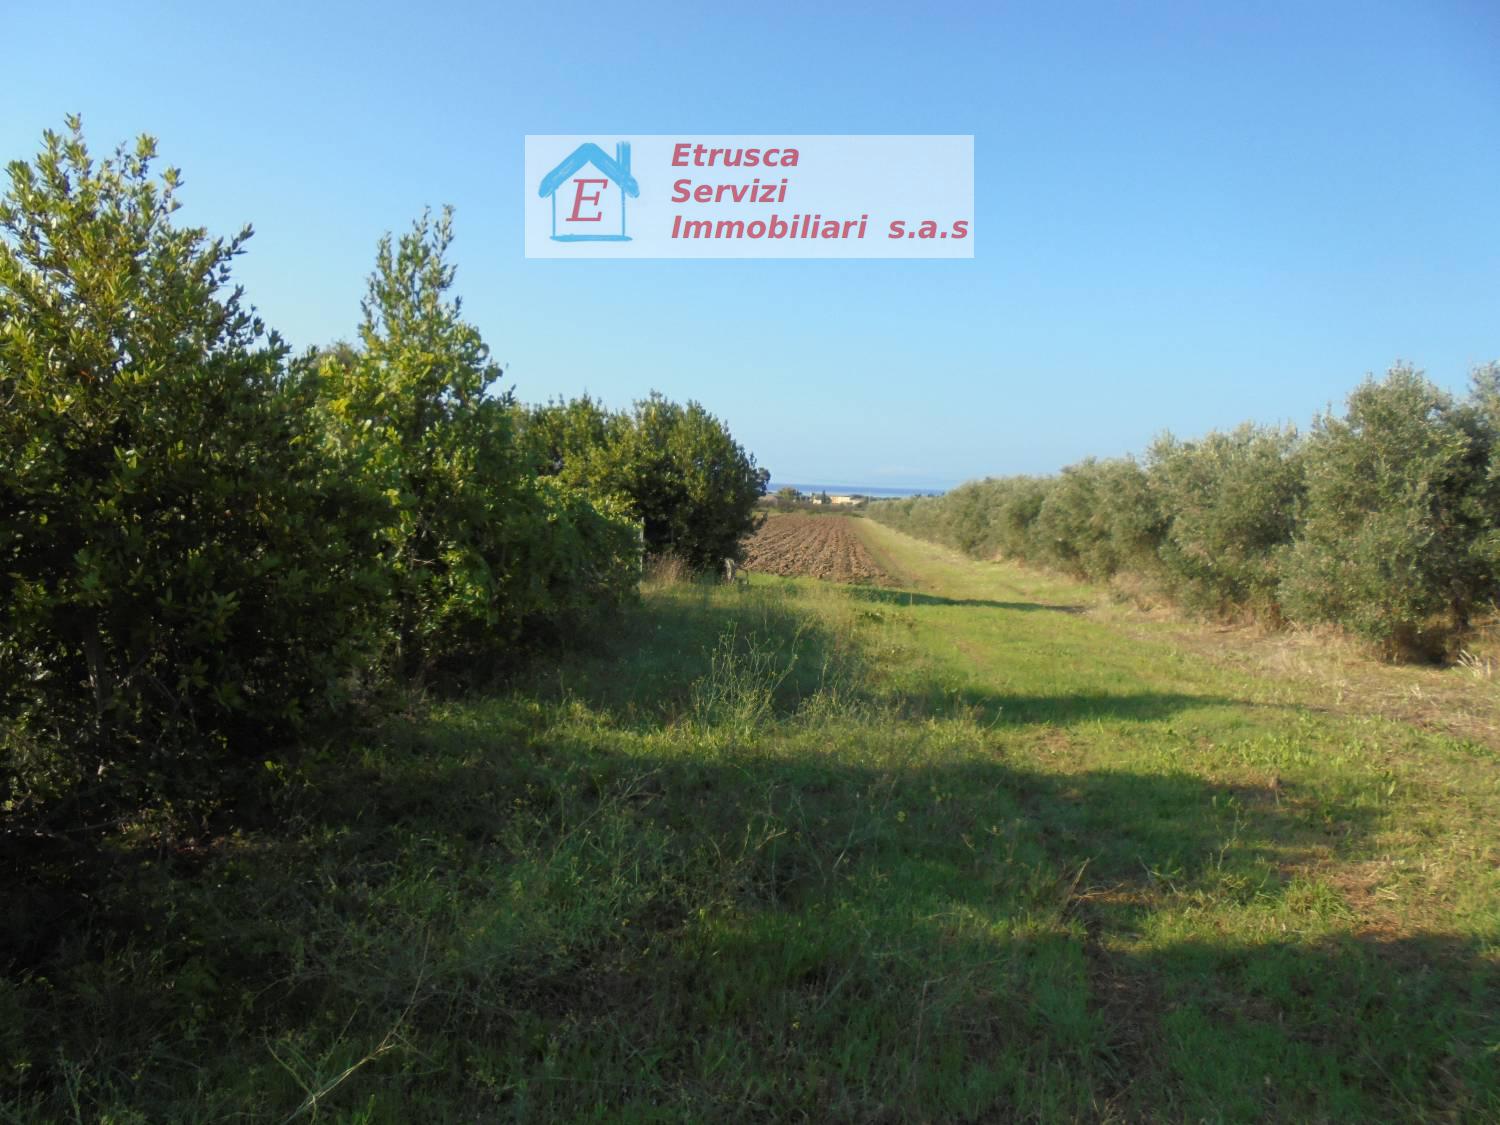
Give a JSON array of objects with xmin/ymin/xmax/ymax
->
[{"xmin": 5, "ymin": 1, "xmax": 1498, "ymax": 489}]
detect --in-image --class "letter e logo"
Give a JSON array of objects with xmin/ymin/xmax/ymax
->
[{"xmin": 567, "ymin": 178, "xmax": 608, "ymax": 223}]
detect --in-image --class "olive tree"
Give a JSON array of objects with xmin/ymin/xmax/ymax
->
[
  {"xmin": 1279, "ymin": 365, "xmax": 1492, "ymax": 657},
  {"xmin": 1148, "ymin": 424, "xmax": 1304, "ymax": 616}
]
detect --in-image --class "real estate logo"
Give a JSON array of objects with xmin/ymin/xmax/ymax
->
[
  {"xmin": 537, "ymin": 141, "xmax": 640, "ymax": 243},
  {"xmin": 524, "ymin": 135, "xmax": 974, "ymax": 260}
]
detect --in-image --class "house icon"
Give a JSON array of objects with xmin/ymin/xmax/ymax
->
[{"xmin": 537, "ymin": 141, "xmax": 640, "ymax": 242}]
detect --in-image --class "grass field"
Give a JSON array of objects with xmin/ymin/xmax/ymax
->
[{"xmin": 8, "ymin": 520, "xmax": 1498, "ymax": 1121}]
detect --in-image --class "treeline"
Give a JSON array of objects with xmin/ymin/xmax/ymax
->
[
  {"xmin": 0, "ymin": 120, "xmax": 766, "ymax": 825},
  {"xmin": 870, "ymin": 367, "xmax": 1500, "ymax": 660}
]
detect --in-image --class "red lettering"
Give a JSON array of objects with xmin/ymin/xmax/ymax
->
[{"xmin": 567, "ymin": 178, "xmax": 608, "ymax": 222}]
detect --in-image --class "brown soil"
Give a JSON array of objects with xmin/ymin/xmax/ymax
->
[{"xmin": 741, "ymin": 516, "xmax": 895, "ymax": 584}]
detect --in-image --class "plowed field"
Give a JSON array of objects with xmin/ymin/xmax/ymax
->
[{"xmin": 741, "ymin": 515, "xmax": 894, "ymax": 583}]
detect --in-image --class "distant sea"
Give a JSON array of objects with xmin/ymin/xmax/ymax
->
[{"xmin": 768, "ymin": 482, "xmax": 948, "ymax": 499}]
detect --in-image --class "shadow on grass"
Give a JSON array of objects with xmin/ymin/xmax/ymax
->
[
  {"xmin": 4, "ymin": 585, "xmax": 1225, "ymax": 977},
  {"xmin": 1102, "ymin": 928, "xmax": 1500, "ymax": 1121},
  {"xmin": 10, "ymin": 685, "xmax": 1496, "ymax": 1121},
  {"xmin": 396, "ymin": 732, "xmax": 1494, "ymax": 1120},
  {"xmin": 849, "ymin": 584, "xmax": 1088, "ymax": 614},
  {"xmin": 523, "ymin": 582, "xmax": 1240, "ymax": 735},
  {"xmin": 10, "ymin": 581, "xmax": 1496, "ymax": 1120},
  {"xmin": 514, "ymin": 583, "xmax": 865, "ymax": 728},
  {"xmin": 907, "ymin": 686, "xmax": 1246, "ymax": 726}
]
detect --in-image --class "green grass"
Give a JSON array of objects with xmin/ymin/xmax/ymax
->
[{"xmin": 4, "ymin": 525, "xmax": 1498, "ymax": 1121}]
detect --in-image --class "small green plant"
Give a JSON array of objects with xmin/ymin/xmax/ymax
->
[{"xmin": 690, "ymin": 623, "xmax": 802, "ymax": 733}]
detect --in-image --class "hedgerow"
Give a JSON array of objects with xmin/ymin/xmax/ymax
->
[
  {"xmin": 0, "ymin": 122, "xmax": 646, "ymax": 825},
  {"xmin": 870, "ymin": 365, "xmax": 1500, "ymax": 658}
]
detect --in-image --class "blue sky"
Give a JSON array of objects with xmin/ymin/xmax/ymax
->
[{"xmin": 6, "ymin": 1, "xmax": 1498, "ymax": 488}]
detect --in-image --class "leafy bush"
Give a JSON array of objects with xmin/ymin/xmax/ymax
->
[
  {"xmin": 0, "ymin": 123, "xmax": 649, "ymax": 828},
  {"xmin": 1463, "ymin": 362, "xmax": 1500, "ymax": 590},
  {"xmin": 1031, "ymin": 463, "xmax": 1103, "ymax": 576},
  {"xmin": 505, "ymin": 479, "xmax": 643, "ymax": 640},
  {"xmin": 865, "ymin": 494, "xmax": 932, "ymax": 545},
  {"xmin": 1031, "ymin": 458, "xmax": 1160, "ymax": 580},
  {"xmin": 0, "ymin": 120, "xmax": 383, "ymax": 814},
  {"xmin": 315, "ymin": 210, "xmax": 640, "ymax": 679},
  {"xmin": 527, "ymin": 392, "xmax": 769, "ymax": 573},
  {"xmin": 870, "ymin": 479, "xmax": 1018, "ymax": 557},
  {"xmin": 939, "ymin": 479, "xmax": 998, "ymax": 555},
  {"xmin": 1148, "ymin": 424, "xmax": 1304, "ymax": 616},
  {"xmin": 1279, "ymin": 365, "xmax": 1494, "ymax": 657},
  {"xmin": 983, "ymin": 477, "xmax": 1053, "ymax": 560}
]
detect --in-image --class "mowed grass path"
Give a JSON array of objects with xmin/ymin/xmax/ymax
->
[
  {"xmin": 14, "ymin": 521, "xmax": 1498, "ymax": 1121},
  {"xmin": 845, "ymin": 520, "xmax": 1500, "ymax": 1114}
]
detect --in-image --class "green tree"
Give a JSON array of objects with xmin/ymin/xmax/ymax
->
[
  {"xmin": 1148, "ymin": 424, "xmax": 1304, "ymax": 616},
  {"xmin": 318, "ymin": 207, "xmax": 507, "ymax": 674},
  {"xmin": 1461, "ymin": 362, "xmax": 1500, "ymax": 593},
  {"xmin": 527, "ymin": 392, "xmax": 768, "ymax": 572},
  {"xmin": 615, "ymin": 394, "xmax": 770, "ymax": 569},
  {"xmin": 0, "ymin": 119, "xmax": 381, "ymax": 813},
  {"xmin": 521, "ymin": 394, "xmax": 618, "ymax": 478},
  {"xmin": 776, "ymin": 486, "xmax": 801, "ymax": 510},
  {"xmin": 1032, "ymin": 458, "xmax": 1159, "ymax": 580},
  {"xmin": 1279, "ymin": 365, "xmax": 1492, "ymax": 657},
  {"xmin": 987, "ymin": 477, "xmax": 1053, "ymax": 560},
  {"xmin": 316, "ymin": 210, "xmax": 639, "ymax": 678}
]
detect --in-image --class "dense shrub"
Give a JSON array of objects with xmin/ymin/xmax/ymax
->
[
  {"xmin": 1148, "ymin": 424, "xmax": 1304, "ymax": 616},
  {"xmin": 1036, "ymin": 458, "xmax": 1162, "ymax": 580},
  {"xmin": 315, "ymin": 211, "xmax": 640, "ymax": 679},
  {"xmin": 872, "ymin": 478, "xmax": 1029, "ymax": 558},
  {"xmin": 1279, "ymin": 366, "xmax": 1494, "ymax": 657},
  {"xmin": 0, "ymin": 122, "xmax": 655, "ymax": 829},
  {"xmin": 867, "ymin": 493, "xmax": 944, "ymax": 548},
  {"xmin": 1031, "ymin": 460, "xmax": 1109, "ymax": 577},
  {"xmin": 527, "ymin": 392, "xmax": 769, "ymax": 572},
  {"xmin": 1464, "ymin": 362, "xmax": 1500, "ymax": 587},
  {"xmin": 0, "ymin": 121, "xmax": 384, "ymax": 814},
  {"xmin": 939, "ymin": 480, "xmax": 998, "ymax": 554},
  {"xmin": 984, "ymin": 477, "xmax": 1053, "ymax": 559}
]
